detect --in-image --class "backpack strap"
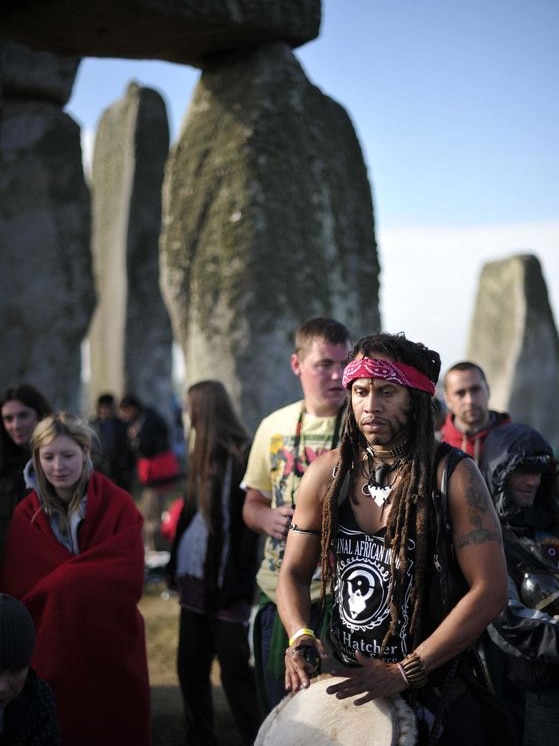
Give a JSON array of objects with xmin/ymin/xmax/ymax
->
[
  {"xmin": 431, "ymin": 443, "xmax": 470, "ymax": 613},
  {"xmin": 435, "ymin": 441, "xmax": 468, "ymax": 493},
  {"xmin": 436, "ymin": 443, "xmax": 469, "ymax": 539},
  {"xmin": 337, "ymin": 469, "xmax": 351, "ymax": 505}
]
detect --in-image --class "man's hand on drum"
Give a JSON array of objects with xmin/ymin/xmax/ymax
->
[
  {"xmin": 284, "ymin": 636, "xmax": 324, "ymax": 691},
  {"xmin": 324, "ymin": 651, "xmax": 409, "ymax": 705}
]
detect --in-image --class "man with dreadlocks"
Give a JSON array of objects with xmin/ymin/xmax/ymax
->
[{"xmin": 277, "ymin": 332, "xmax": 509, "ymax": 744}]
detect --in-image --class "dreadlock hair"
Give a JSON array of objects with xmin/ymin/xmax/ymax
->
[{"xmin": 320, "ymin": 332, "xmax": 441, "ymax": 651}]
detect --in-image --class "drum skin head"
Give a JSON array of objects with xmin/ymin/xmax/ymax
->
[{"xmin": 254, "ymin": 674, "xmax": 417, "ymax": 746}]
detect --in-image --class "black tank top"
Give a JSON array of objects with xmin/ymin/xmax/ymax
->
[{"xmin": 329, "ymin": 495, "xmax": 415, "ymax": 665}]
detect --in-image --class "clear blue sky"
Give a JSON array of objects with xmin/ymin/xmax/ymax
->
[{"xmin": 66, "ymin": 0, "xmax": 559, "ymax": 373}]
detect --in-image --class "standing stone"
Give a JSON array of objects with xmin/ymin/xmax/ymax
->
[
  {"xmin": 89, "ymin": 82, "xmax": 174, "ymax": 422},
  {"xmin": 467, "ymin": 253, "xmax": 559, "ymax": 448},
  {"xmin": 0, "ymin": 42, "xmax": 94, "ymax": 411},
  {"xmin": 161, "ymin": 42, "xmax": 380, "ymax": 430}
]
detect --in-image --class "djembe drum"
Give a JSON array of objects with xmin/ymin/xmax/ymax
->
[{"xmin": 254, "ymin": 674, "xmax": 417, "ymax": 746}]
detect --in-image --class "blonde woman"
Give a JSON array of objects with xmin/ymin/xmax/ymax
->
[{"xmin": 0, "ymin": 412, "xmax": 150, "ymax": 746}]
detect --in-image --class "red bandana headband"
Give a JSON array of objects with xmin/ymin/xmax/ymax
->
[{"xmin": 342, "ymin": 357, "xmax": 436, "ymax": 395}]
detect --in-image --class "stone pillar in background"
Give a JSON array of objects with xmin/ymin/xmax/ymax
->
[
  {"xmin": 0, "ymin": 42, "xmax": 94, "ymax": 411},
  {"xmin": 467, "ymin": 253, "xmax": 559, "ymax": 448},
  {"xmin": 161, "ymin": 42, "xmax": 380, "ymax": 430},
  {"xmin": 89, "ymin": 82, "xmax": 175, "ymax": 423}
]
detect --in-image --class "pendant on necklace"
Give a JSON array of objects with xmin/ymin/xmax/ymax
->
[{"xmin": 366, "ymin": 484, "xmax": 392, "ymax": 507}]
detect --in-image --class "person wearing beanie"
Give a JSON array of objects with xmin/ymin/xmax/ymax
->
[{"xmin": 0, "ymin": 593, "xmax": 59, "ymax": 745}]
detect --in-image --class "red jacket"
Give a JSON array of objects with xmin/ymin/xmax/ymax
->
[{"xmin": 440, "ymin": 410, "xmax": 511, "ymax": 463}]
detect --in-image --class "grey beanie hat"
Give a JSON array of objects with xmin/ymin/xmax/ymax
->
[{"xmin": 0, "ymin": 594, "xmax": 36, "ymax": 670}]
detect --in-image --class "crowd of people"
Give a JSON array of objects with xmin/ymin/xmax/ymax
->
[{"xmin": 0, "ymin": 317, "xmax": 557, "ymax": 746}]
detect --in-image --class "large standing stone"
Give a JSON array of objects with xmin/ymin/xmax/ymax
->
[
  {"xmin": 0, "ymin": 43, "xmax": 93, "ymax": 411},
  {"xmin": 0, "ymin": 0, "xmax": 321, "ymax": 66},
  {"xmin": 161, "ymin": 42, "xmax": 380, "ymax": 429},
  {"xmin": 89, "ymin": 82, "xmax": 174, "ymax": 421},
  {"xmin": 467, "ymin": 253, "xmax": 559, "ymax": 448}
]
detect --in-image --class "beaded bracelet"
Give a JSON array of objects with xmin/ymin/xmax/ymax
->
[
  {"xmin": 399, "ymin": 651, "xmax": 429, "ymax": 689},
  {"xmin": 288, "ymin": 627, "xmax": 315, "ymax": 647}
]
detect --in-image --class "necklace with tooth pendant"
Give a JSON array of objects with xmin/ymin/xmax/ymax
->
[
  {"xmin": 362, "ymin": 461, "xmax": 400, "ymax": 509},
  {"xmin": 367, "ymin": 484, "xmax": 392, "ymax": 508}
]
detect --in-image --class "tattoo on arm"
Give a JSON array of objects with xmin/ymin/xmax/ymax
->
[{"xmin": 456, "ymin": 471, "xmax": 502, "ymax": 549}]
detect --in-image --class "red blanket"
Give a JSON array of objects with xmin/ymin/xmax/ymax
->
[{"xmin": 0, "ymin": 472, "xmax": 151, "ymax": 746}]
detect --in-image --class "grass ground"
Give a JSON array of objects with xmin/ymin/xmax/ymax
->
[{"xmin": 140, "ymin": 583, "xmax": 246, "ymax": 746}]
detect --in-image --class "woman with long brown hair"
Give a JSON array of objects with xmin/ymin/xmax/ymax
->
[{"xmin": 167, "ymin": 380, "xmax": 261, "ymax": 746}]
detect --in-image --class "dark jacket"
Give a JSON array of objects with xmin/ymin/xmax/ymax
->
[
  {"xmin": 89, "ymin": 416, "xmax": 135, "ymax": 491},
  {"xmin": 0, "ymin": 448, "xmax": 30, "ymax": 561},
  {"xmin": 481, "ymin": 422, "xmax": 559, "ymax": 690},
  {"xmin": 441, "ymin": 410, "xmax": 511, "ymax": 463},
  {"xmin": 129, "ymin": 407, "xmax": 170, "ymax": 459},
  {"xmin": 1, "ymin": 669, "xmax": 59, "ymax": 745},
  {"xmin": 168, "ymin": 444, "xmax": 259, "ymax": 612}
]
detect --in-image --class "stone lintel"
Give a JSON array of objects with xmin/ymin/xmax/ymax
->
[{"xmin": 0, "ymin": 0, "xmax": 321, "ymax": 66}]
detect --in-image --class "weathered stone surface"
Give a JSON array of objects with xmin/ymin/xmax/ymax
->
[
  {"xmin": 161, "ymin": 42, "xmax": 380, "ymax": 430},
  {"xmin": 89, "ymin": 82, "xmax": 175, "ymax": 422},
  {"xmin": 0, "ymin": 0, "xmax": 321, "ymax": 67},
  {"xmin": 0, "ymin": 98, "xmax": 94, "ymax": 410},
  {"xmin": 0, "ymin": 41, "xmax": 79, "ymax": 105},
  {"xmin": 467, "ymin": 254, "xmax": 559, "ymax": 448}
]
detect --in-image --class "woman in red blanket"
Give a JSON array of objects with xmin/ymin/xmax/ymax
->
[{"xmin": 0, "ymin": 412, "xmax": 151, "ymax": 746}]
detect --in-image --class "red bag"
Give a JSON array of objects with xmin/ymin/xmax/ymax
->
[
  {"xmin": 137, "ymin": 450, "xmax": 180, "ymax": 486},
  {"xmin": 161, "ymin": 497, "xmax": 185, "ymax": 544}
]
